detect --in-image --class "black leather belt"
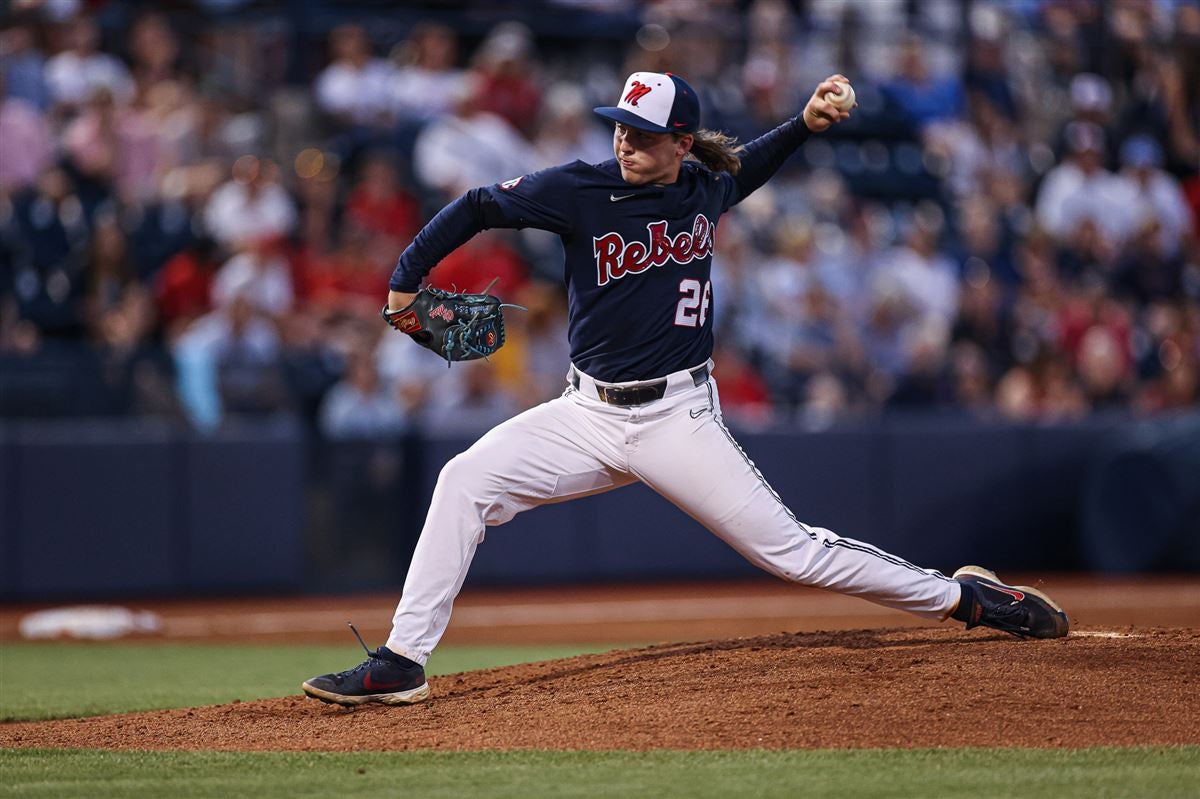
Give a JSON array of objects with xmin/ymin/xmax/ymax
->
[{"xmin": 571, "ymin": 365, "xmax": 709, "ymax": 407}]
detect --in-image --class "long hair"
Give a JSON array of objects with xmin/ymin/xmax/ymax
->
[{"xmin": 682, "ymin": 129, "xmax": 744, "ymax": 175}]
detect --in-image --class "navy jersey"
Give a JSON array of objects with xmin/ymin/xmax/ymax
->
[{"xmin": 391, "ymin": 116, "xmax": 810, "ymax": 382}]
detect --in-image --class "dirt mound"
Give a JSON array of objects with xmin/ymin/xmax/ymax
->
[{"xmin": 4, "ymin": 627, "xmax": 1198, "ymax": 751}]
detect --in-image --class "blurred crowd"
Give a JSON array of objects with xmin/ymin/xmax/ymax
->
[{"xmin": 1, "ymin": 0, "xmax": 1198, "ymax": 437}]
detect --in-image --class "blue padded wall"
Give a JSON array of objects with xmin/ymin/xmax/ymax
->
[
  {"xmin": 183, "ymin": 422, "xmax": 306, "ymax": 591},
  {"xmin": 13, "ymin": 422, "xmax": 177, "ymax": 596}
]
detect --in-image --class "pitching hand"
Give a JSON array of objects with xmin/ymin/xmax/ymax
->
[{"xmin": 802, "ymin": 74, "xmax": 854, "ymax": 133}]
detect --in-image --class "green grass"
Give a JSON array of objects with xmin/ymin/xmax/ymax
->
[
  {"xmin": 0, "ymin": 642, "xmax": 624, "ymax": 722},
  {"xmin": 3, "ymin": 646, "xmax": 1196, "ymax": 798},
  {"xmin": 1, "ymin": 747, "xmax": 1197, "ymax": 799}
]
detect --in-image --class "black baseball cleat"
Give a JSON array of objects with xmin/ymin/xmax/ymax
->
[
  {"xmin": 952, "ymin": 565, "xmax": 1069, "ymax": 639},
  {"xmin": 302, "ymin": 625, "xmax": 430, "ymax": 706}
]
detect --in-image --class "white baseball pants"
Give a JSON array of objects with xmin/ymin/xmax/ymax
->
[{"xmin": 386, "ymin": 362, "xmax": 962, "ymax": 664}]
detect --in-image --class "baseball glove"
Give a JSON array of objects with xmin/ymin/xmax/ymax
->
[{"xmin": 381, "ymin": 281, "xmax": 518, "ymax": 364}]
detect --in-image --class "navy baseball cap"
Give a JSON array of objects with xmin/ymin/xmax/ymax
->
[{"xmin": 594, "ymin": 72, "xmax": 700, "ymax": 134}]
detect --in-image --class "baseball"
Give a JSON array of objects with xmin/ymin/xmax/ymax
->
[{"xmin": 825, "ymin": 80, "xmax": 855, "ymax": 112}]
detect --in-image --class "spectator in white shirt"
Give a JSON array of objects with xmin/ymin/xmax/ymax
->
[
  {"xmin": 530, "ymin": 83, "xmax": 612, "ymax": 169},
  {"xmin": 412, "ymin": 76, "xmax": 535, "ymax": 197},
  {"xmin": 204, "ymin": 156, "xmax": 297, "ymax": 250},
  {"xmin": 869, "ymin": 209, "xmax": 960, "ymax": 346},
  {"xmin": 211, "ymin": 242, "xmax": 294, "ymax": 317},
  {"xmin": 44, "ymin": 15, "xmax": 134, "ymax": 110},
  {"xmin": 1035, "ymin": 121, "xmax": 1130, "ymax": 248},
  {"xmin": 314, "ymin": 23, "xmax": 393, "ymax": 128},
  {"xmin": 388, "ymin": 22, "xmax": 465, "ymax": 124},
  {"xmin": 1112, "ymin": 135, "xmax": 1193, "ymax": 257}
]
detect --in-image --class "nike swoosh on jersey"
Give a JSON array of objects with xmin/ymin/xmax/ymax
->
[
  {"xmin": 689, "ymin": 407, "xmax": 709, "ymax": 418},
  {"xmin": 609, "ymin": 194, "xmax": 636, "ymax": 202}
]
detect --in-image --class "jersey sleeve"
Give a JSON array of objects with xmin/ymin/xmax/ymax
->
[
  {"xmin": 477, "ymin": 163, "xmax": 578, "ymax": 234},
  {"xmin": 719, "ymin": 116, "xmax": 811, "ymax": 212},
  {"xmin": 389, "ymin": 164, "xmax": 579, "ymax": 292}
]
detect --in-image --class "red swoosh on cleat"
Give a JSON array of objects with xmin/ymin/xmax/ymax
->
[
  {"xmin": 363, "ymin": 672, "xmax": 407, "ymax": 691},
  {"xmin": 989, "ymin": 585, "xmax": 1025, "ymax": 602}
]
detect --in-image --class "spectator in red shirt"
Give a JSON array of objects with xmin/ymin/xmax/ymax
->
[
  {"xmin": 156, "ymin": 236, "xmax": 219, "ymax": 332},
  {"xmin": 299, "ymin": 222, "xmax": 390, "ymax": 318},
  {"xmin": 1056, "ymin": 283, "xmax": 1133, "ymax": 376},
  {"xmin": 345, "ymin": 153, "xmax": 420, "ymax": 251},
  {"xmin": 425, "ymin": 229, "xmax": 528, "ymax": 299},
  {"xmin": 711, "ymin": 344, "xmax": 772, "ymax": 425},
  {"xmin": 469, "ymin": 22, "xmax": 542, "ymax": 139}
]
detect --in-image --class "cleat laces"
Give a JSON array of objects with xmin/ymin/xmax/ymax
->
[{"xmin": 335, "ymin": 622, "xmax": 396, "ymax": 678}]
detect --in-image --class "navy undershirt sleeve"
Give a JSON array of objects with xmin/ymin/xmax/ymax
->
[
  {"xmin": 723, "ymin": 116, "xmax": 811, "ymax": 209},
  {"xmin": 389, "ymin": 166, "xmax": 576, "ymax": 292},
  {"xmin": 389, "ymin": 190, "xmax": 487, "ymax": 292}
]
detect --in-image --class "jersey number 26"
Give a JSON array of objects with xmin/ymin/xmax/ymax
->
[{"xmin": 675, "ymin": 279, "xmax": 712, "ymax": 328}]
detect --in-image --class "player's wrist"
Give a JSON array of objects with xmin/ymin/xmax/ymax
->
[
  {"xmin": 802, "ymin": 105, "xmax": 828, "ymax": 133},
  {"xmin": 388, "ymin": 289, "xmax": 417, "ymax": 311}
]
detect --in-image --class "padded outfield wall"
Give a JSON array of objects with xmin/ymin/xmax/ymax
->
[{"xmin": 1, "ymin": 412, "xmax": 1197, "ymax": 600}]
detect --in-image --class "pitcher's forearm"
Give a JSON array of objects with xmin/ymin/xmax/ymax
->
[{"xmin": 389, "ymin": 190, "xmax": 489, "ymax": 292}]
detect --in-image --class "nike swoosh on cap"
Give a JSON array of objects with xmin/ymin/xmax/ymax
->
[{"xmin": 610, "ymin": 194, "xmax": 636, "ymax": 201}]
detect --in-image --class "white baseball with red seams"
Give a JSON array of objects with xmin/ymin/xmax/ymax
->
[
  {"xmin": 825, "ymin": 80, "xmax": 856, "ymax": 111},
  {"xmin": 385, "ymin": 362, "xmax": 960, "ymax": 664}
]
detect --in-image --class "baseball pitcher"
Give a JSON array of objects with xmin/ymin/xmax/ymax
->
[{"xmin": 302, "ymin": 72, "xmax": 1068, "ymax": 707}]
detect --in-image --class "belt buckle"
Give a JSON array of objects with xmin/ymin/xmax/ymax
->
[
  {"xmin": 608, "ymin": 384, "xmax": 663, "ymax": 406},
  {"xmin": 596, "ymin": 385, "xmax": 633, "ymax": 406},
  {"xmin": 596, "ymin": 377, "xmax": 676, "ymax": 406},
  {"xmin": 605, "ymin": 386, "xmax": 633, "ymax": 405}
]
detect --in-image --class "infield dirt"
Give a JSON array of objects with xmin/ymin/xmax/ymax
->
[{"xmin": 3, "ymin": 627, "xmax": 1197, "ymax": 751}]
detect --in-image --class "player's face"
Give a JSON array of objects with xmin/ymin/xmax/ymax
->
[{"xmin": 613, "ymin": 123, "xmax": 691, "ymax": 185}]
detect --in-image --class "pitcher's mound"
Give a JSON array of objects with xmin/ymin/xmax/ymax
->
[{"xmin": 4, "ymin": 627, "xmax": 1198, "ymax": 751}]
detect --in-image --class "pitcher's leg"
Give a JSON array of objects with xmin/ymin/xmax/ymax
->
[
  {"xmin": 631, "ymin": 383, "xmax": 961, "ymax": 618},
  {"xmin": 386, "ymin": 396, "xmax": 633, "ymax": 663}
]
